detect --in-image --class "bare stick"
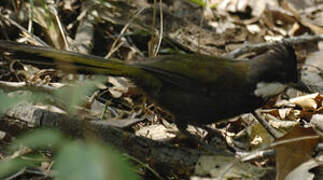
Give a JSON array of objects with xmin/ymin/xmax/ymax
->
[{"xmin": 228, "ymin": 34, "xmax": 323, "ymax": 58}]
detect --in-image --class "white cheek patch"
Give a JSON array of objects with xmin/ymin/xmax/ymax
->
[{"xmin": 254, "ymin": 82, "xmax": 287, "ymax": 98}]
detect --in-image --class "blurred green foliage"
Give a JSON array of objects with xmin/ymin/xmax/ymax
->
[
  {"xmin": 0, "ymin": 129, "xmax": 139, "ymax": 180},
  {"xmin": 0, "ymin": 76, "xmax": 139, "ymax": 179}
]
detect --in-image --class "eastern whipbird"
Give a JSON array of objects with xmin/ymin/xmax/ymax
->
[{"xmin": 0, "ymin": 40, "xmax": 305, "ymax": 141}]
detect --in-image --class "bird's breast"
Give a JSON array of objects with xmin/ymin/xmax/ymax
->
[{"xmin": 253, "ymin": 82, "xmax": 287, "ymax": 99}]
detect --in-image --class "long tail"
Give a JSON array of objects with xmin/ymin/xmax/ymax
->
[
  {"xmin": 0, "ymin": 40, "xmax": 135, "ymax": 76},
  {"xmin": 0, "ymin": 40, "xmax": 162, "ymax": 89}
]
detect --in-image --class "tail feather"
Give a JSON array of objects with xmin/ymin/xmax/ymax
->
[
  {"xmin": 0, "ymin": 40, "xmax": 130, "ymax": 76},
  {"xmin": 0, "ymin": 40, "xmax": 162, "ymax": 90}
]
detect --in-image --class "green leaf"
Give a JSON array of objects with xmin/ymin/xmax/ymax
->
[
  {"xmin": 188, "ymin": 0, "xmax": 206, "ymax": 7},
  {"xmin": 188, "ymin": 0, "xmax": 217, "ymax": 8},
  {"xmin": 55, "ymin": 141, "xmax": 139, "ymax": 180},
  {"xmin": 9, "ymin": 129, "xmax": 66, "ymax": 151},
  {"xmin": 0, "ymin": 91, "xmax": 56, "ymax": 114},
  {"xmin": 0, "ymin": 158, "xmax": 36, "ymax": 178},
  {"xmin": 54, "ymin": 76, "xmax": 107, "ymax": 113},
  {"xmin": 0, "ymin": 92, "xmax": 26, "ymax": 113}
]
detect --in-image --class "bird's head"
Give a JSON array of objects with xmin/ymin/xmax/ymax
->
[{"xmin": 250, "ymin": 42, "xmax": 304, "ymax": 98}]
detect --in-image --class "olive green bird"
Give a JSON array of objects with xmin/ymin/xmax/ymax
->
[{"xmin": 0, "ymin": 40, "xmax": 298, "ymax": 137}]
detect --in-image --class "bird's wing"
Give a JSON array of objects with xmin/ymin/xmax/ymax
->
[{"xmin": 134, "ymin": 54, "xmax": 250, "ymax": 91}]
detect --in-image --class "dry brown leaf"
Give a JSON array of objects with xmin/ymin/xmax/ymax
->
[
  {"xmin": 275, "ymin": 126, "xmax": 319, "ymax": 180},
  {"xmin": 217, "ymin": 0, "xmax": 249, "ymax": 13},
  {"xmin": 249, "ymin": 123, "xmax": 275, "ymax": 147},
  {"xmin": 288, "ymin": 22, "xmax": 301, "ymax": 36},
  {"xmin": 246, "ymin": 24, "xmax": 261, "ymax": 34},
  {"xmin": 285, "ymin": 156, "xmax": 322, "ymax": 180},
  {"xmin": 261, "ymin": 4, "xmax": 297, "ymax": 35},
  {"xmin": 194, "ymin": 155, "xmax": 267, "ymax": 179},
  {"xmin": 282, "ymin": 1, "xmax": 323, "ymax": 34},
  {"xmin": 107, "ymin": 77, "xmax": 131, "ymax": 98},
  {"xmin": 25, "ymin": 4, "xmax": 66, "ymax": 49},
  {"xmin": 290, "ymin": 93, "xmax": 320, "ymax": 110},
  {"xmin": 283, "ymin": 0, "xmax": 316, "ymax": 10},
  {"xmin": 218, "ymin": 0, "xmax": 279, "ymax": 17},
  {"xmin": 265, "ymin": 109, "xmax": 280, "ymax": 117},
  {"xmin": 278, "ymin": 108, "xmax": 293, "ymax": 119},
  {"xmin": 135, "ymin": 124, "xmax": 176, "ymax": 140},
  {"xmin": 259, "ymin": 108, "xmax": 299, "ymax": 126}
]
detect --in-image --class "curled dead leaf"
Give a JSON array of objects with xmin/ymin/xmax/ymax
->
[
  {"xmin": 275, "ymin": 126, "xmax": 319, "ymax": 180},
  {"xmin": 289, "ymin": 93, "xmax": 320, "ymax": 110}
]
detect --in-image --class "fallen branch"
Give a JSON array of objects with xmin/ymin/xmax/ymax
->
[
  {"xmin": 228, "ymin": 34, "xmax": 323, "ymax": 58},
  {"xmin": 2, "ymin": 103, "xmax": 206, "ymax": 176}
]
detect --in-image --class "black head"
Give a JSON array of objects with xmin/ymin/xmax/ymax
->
[
  {"xmin": 251, "ymin": 41, "xmax": 298, "ymax": 84},
  {"xmin": 250, "ymin": 42, "xmax": 298, "ymax": 98}
]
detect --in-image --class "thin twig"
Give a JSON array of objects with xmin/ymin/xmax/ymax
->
[
  {"xmin": 240, "ymin": 135, "xmax": 319, "ymax": 162},
  {"xmin": 270, "ymin": 135, "xmax": 319, "ymax": 148},
  {"xmin": 227, "ymin": 34, "xmax": 323, "ymax": 58},
  {"xmin": 27, "ymin": 0, "xmax": 33, "ymax": 33},
  {"xmin": 4, "ymin": 168, "xmax": 26, "ymax": 180},
  {"xmin": 240, "ymin": 149, "xmax": 275, "ymax": 162},
  {"xmin": 105, "ymin": 8, "xmax": 145, "ymax": 59},
  {"xmin": 123, "ymin": 153, "xmax": 163, "ymax": 180},
  {"xmin": 0, "ymin": 14, "xmax": 48, "ymax": 47},
  {"xmin": 48, "ymin": 1, "xmax": 70, "ymax": 50},
  {"xmin": 153, "ymin": 0, "xmax": 163, "ymax": 56},
  {"xmin": 148, "ymin": 0, "xmax": 157, "ymax": 57},
  {"xmin": 0, "ymin": 81, "xmax": 62, "ymax": 93},
  {"xmin": 252, "ymin": 111, "xmax": 282, "ymax": 139}
]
